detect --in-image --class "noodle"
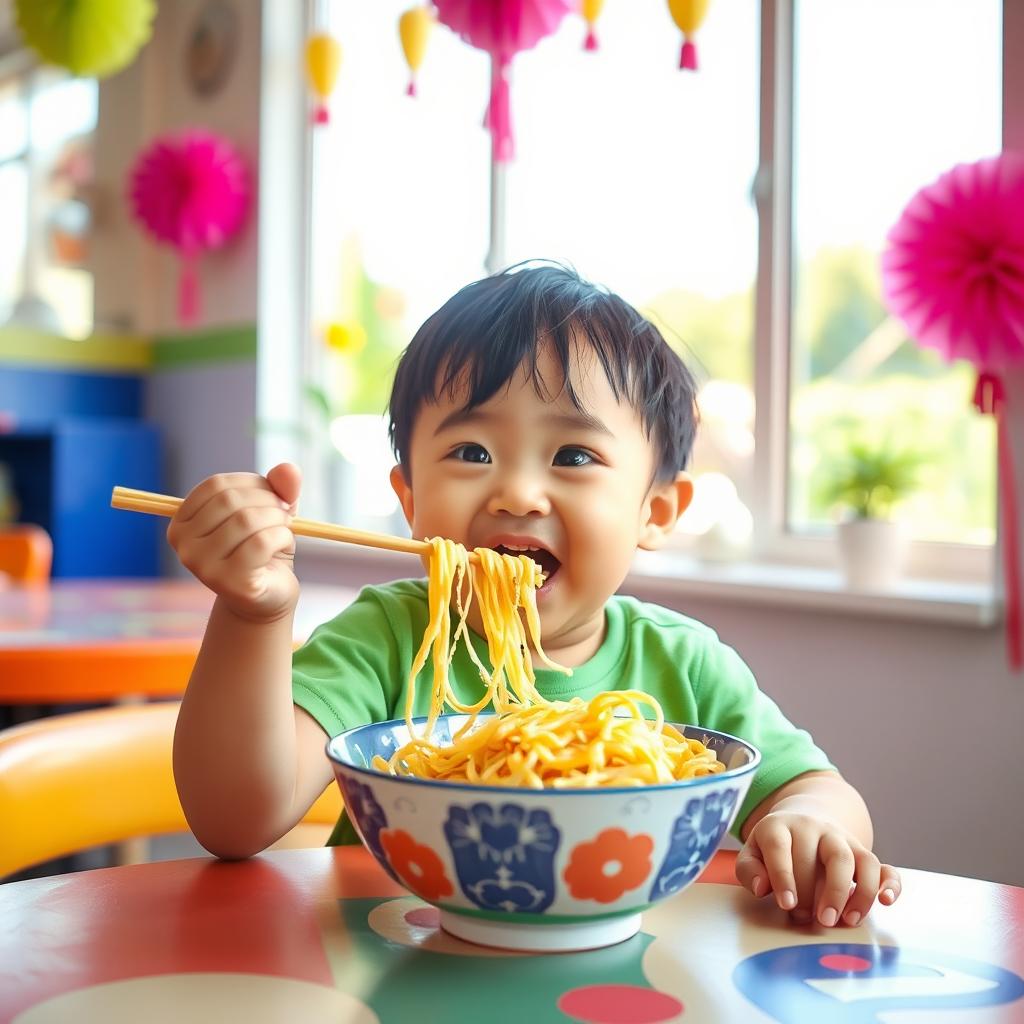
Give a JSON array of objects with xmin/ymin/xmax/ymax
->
[{"xmin": 372, "ymin": 538, "xmax": 724, "ymax": 788}]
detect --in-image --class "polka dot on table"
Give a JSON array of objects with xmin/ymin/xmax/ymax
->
[
  {"xmin": 819, "ymin": 954, "xmax": 873, "ymax": 973},
  {"xmin": 404, "ymin": 906, "xmax": 441, "ymax": 929},
  {"xmin": 557, "ymin": 985, "xmax": 683, "ymax": 1024}
]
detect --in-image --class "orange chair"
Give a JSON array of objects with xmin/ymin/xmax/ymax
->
[
  {"xmin": 0, "ymin": 702, "xmax": 343, "ymax": 878},
  {"xmin": 0, "ymin": 524, "xmax": 53, "ymax": 583}
]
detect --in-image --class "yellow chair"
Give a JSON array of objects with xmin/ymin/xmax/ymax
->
[
  {"xmin": 0, "ymin": 524, "xmax": 53, "ymax": 583},
  {"xmin": 0, "ymin": 702, "xmax": 343, "ymax": 878}
]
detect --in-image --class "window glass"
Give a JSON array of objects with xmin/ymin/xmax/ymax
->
[
  {"xmin": 309, "ymin": 0, "xmax": 489, "ymax": 528},
  {"xmin": 790, "ymin": 0, "xmax": 1002, "ymax": 545},
  {"xmin": 507, "ymin": 0, "xmax": 759, "ymax": 547}
]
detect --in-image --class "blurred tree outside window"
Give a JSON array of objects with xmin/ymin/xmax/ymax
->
[
  {"xmin": 790, "ymin": 0, "xmax": 1001, "ymax": 548},
  {"xmin": 0, "ymin": 62, "xmax": 96, "ymax": 339}
]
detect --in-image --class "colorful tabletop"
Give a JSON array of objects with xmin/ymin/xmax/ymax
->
[
  {"xmin": 0, "ymin": 580, "xmax": 357, "ymax": 702},
  {"xmin": 0, "ymin": 846, "xmax": 1021, "ymax": 1023}
]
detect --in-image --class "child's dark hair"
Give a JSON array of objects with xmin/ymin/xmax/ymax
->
[{"xmin": 388, "ymin": 263, "xmax": 698, "ymax": 483}]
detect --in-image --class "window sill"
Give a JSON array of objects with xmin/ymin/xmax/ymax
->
[
  {"xmin": 296, "ymin": 539, "xmax": 1000, "ymax": 629},
  {"xmin": 627, "ymin": 550, "xmax": 999, "ymax": 628}
]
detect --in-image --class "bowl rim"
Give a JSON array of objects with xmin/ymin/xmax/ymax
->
[{"xmin": 325, "ymin": 713, "xmax": 762, "ymax": 797}]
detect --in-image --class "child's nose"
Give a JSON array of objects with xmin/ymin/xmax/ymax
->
[{"xmin": 486, "ymin": 470, "xmax": 551, "ymax": 518}]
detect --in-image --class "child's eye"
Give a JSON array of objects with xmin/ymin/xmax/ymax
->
[
  {"xmin": 553, "ymin": 447, "xmax": 594, "ymax": 468},
  {"xmin": 451, "ymin": 443, "xmax": 491, "ymax": 464}
]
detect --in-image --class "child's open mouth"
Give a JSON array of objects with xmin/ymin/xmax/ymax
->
[{"xmin": 493, "ymin": 545, "xmax": 561, "ymax": 593}]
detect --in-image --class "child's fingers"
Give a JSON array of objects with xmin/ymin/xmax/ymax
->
[
  {"xmin": 787, "ymin": 831, "xmax": 821, "ymax": 921},
  {"xmin": 177, "ymin": 488, "xmax": 292, "ymax": 543},
  {"xmin": 815, "ymin": 833, "xmax": 856, "ymax": 927},
  {"xmin": 750, "ymin": 821, "xmax": 799, "ymax": 911},
  {"xmin": 222, "ymin": 524, "xmax": 296, "ymax": 575},
  {"xmin": 878, "ymin": 864, "xmax": 902, "ymax": 905},
  {"xmin": 175, "ymin": 473, "xmax": 272, "ymax": 522},
  {"xmin": 735, "ymin": 844, "xmax": 771, "ymax": 898},
  {"xmin": 176, "ymin": 507, "xmax": 292, "ymax": 581},
  {"xmin": 265, "ymin": 462, "xmax": 302, "ymax": 511},
  {"xmin": 840, "ymin": 849, "xmax": 882, "ymax": 927}
]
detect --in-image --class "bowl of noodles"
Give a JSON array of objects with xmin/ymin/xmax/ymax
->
[
  {"xmin": 326, "ymin": 538, "xmax": 759, "ymax": 951},
  {"xmin": 326, "ymin": 711, "xmax": 759, "ymax": 953}
]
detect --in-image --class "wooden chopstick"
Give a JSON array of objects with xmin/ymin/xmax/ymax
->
[{"xmin": 109, "ymin": 485, "xmax": 470, "ymax": 562}]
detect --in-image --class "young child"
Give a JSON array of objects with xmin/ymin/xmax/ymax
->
[{"xmin": 169, "ymin": 263, "xmax": 901, "ymax": 929}]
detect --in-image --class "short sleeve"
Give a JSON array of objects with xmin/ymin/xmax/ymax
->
[
  {"xmin": 292, "ymin": 586, "xmax": 406, "ymax": 740},
  {"xmin": 694, "ymin": 640, "xmax": 836, "ymax": 838}
]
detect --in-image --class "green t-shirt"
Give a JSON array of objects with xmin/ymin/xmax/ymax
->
[{"xmin": 292, "ymin": 578, "xmax": 835, "ymax": 841}]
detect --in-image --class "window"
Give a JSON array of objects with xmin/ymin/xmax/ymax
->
[
  {"xmin": 0, "ymin": 59, "xmax": 97, "ymax": 339},
  {"xmin": 788, "ymin": 0, "xmax": 1002, "ymax": 553},
  {"xmin": 296, "ymin": 0, "xmax": 1011, "ymax": 584}
]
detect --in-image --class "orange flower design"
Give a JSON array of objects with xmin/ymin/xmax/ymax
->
[
  {"xmin": 563, "ymin": 828, "xmax": 654, "ymax": 903},
  {"xmin": 380, "ymin": 829, "xmax": 454, "ymax": 902}
]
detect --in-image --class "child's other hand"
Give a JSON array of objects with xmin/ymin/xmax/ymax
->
[
  {"xmin": 735, "ymin": 811, "xmax": 902, "ymax": 928},
  {"xmin": 167, "ymin": 463, "xmax": 302, "ymax": 623}
]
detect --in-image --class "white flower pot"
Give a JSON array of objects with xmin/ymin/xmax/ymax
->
[{"xmin": 836, "ymin": 518, "xmax": 909, "ymax": 590}]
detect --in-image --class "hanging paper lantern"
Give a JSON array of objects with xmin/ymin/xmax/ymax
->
[
  {"xmin": 881, "ymin": 153, "xmax": 1024, "ymax": 670},
  {"xmin": 433, "ymin": 0, "xmax": 573, "ymax": 163},
  {"xmin": 399, "ymin": 5, "xmax": 434, "ymax": 97},
  {"xmin": 127, "ymin": 130, "xmax": 249, "ymax": 326},
  {"xmin": 15, "ymin": 0, "xmax": 156, "ymax": 78},
  {"xmin": 581, "ymin": 0, "xmax": 605, "ymax": 52},
  {"xmin": 667, "ymin": 0, "xmax": 711, "ymax": 71},
  {"xmin": 306, "ymin": 33, "xmax": 343, "ymax": 125}
]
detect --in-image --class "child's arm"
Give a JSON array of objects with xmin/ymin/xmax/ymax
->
[
  {"xmin": 735, "ymin": 771, "xmax": 902, "ymax": 928},
  {"xmin": 168, "ymin": 464, "xmax": 333, "ymax": 859}
]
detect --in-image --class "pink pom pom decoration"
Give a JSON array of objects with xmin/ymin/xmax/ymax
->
[
  {"xmin": 433, "ymin": 0, "xmax": 573, "ymax": 162},
  {"xmin": 882, "ymin": 153, "xmax": 1024, "ymax": 670},
  {"xmin": 128, "ymin": 130, "xmax": 250, "ymax": 325}
]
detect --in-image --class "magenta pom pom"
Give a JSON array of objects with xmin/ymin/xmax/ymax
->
[
  {"xmin": 881, "ymin": 154, "xmax": 1024, "ymax": 372},
  {"xmin": 406, "ymin": 79, "xmax": 417, "ymax": 97},
  {"xmin": 584, "ymin": 28, "xmax": 598, "ymax": 51},
  {"xmin": 882, "ymin": 153, "xmax": 1024, "ymax": 671},
  {"xmin": 128, "ymin": 130, "xmax": 249, "ymax": 326},
  {"xmin": 313, "ymin": 105, "xmax": 330, "ymax": 124},
  {"xmin": 679, "ymin": 39, "xmax": 698, "ymax": 70},
  {"xmin": 433, "ymin": 0, "xmax": 572, "ymax": 162}
]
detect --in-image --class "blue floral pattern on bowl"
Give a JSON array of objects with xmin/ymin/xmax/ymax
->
[
  {"xmin": 648, "ymin": 787, "xmax": 740, "ymax": 900},
  {"xmin": 443, "ymin": 802, "xmax": 561, "ymax": 913},
  {"xmin": 340, "ymin": 776, "xmax": 389, "ymax": 864}
]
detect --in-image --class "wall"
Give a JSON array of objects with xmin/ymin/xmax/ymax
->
[{"xmin": 91, "ymin": 0, "xmax": 263, "ymax": 497}]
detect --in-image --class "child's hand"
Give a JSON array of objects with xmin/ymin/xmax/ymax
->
[
  {"xmin": 735, "ymin": 810, "xmax": 902, "ymax": 927},
  {"xmin": 167, "ymin": 463, "xmax": 302, "ymax": 623}
]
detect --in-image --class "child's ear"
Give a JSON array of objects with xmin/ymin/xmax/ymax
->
[
  {"xmin": 638, "ymin": 472, "xmax": 693, "ymax": 551},
  {"xmin": 389, "ymin": 464, "xmax": 415, "ymax": 526}
]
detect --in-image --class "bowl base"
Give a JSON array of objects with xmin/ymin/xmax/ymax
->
[{"xmin": 439, "ymin": 910, "xmax": 642, "ymax": 953}]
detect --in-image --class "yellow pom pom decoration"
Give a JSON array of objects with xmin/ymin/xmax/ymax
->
[
  {"xmin": 325, "ymin": 321, "xmax": 368, "ymax": 355},
  {"xmin": 399, "ymin": 5, "xmax": 434, "ymax": 97},
  {"xmin": 306, "ymin": 33, "xmax": 343, "ymax": 125}
]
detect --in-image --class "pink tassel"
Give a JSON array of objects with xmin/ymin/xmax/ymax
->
[
  {"xmin": 313, "ymin": 104, "xmax": 330, "ymax": 124},
  {"xmin": 485, "ymin": 60, "xmax": 514, "ymax": 163},
  {"xmin": 178, "ymin": 256, "xmax": 200, "ymax": 326},
  {"xmin": 406, "ymin": 78, "xmax": 417, "ymax": 97},
  {"xmin": 974, "ymin": 372, "xmax": 1023, "ymax": 670},
  {"xmin": 679, "ymin": 38, "xmax": 698, "ymax": 70},
  {"xmin": 584, "ymin": 28, "xmax": 598, "ymax": 51}
]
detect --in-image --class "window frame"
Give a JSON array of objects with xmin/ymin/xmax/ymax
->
[
  {"xmin": 280, "ymin": 0, "xmax": 1015, "ymax": 587},
  {"xmin": 751, "ymin": 0, "xmax": 1009, "ymax": 584}
]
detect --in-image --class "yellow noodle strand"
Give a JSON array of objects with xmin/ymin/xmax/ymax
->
[{"xmin": 373, "ymin": 538, "xmax": 725, "ymax": 787}]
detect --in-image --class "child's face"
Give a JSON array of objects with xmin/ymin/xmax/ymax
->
[{"xmin": 390, "ymin": 337, "xmax": 691, "ymax": 665}]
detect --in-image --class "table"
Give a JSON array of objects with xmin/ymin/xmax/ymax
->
[
  {"xmin": 1, "ymin": 847, "xmax": 1021, "ymax": 1023},
  {"xmin": 0, "ymin": 580, "xmax": 358, "ymax": 703}
]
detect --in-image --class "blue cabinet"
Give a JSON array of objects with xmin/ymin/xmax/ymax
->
[{"xmin": 0, "ymin": 417, "xmax": 162, "ymax": 577}]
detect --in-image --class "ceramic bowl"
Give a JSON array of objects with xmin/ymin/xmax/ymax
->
[{"xmin": 326, "ymin": 715, "xmax": 760, "ymax": 952}]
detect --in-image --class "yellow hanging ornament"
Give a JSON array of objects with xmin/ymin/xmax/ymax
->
[
  {"xmin": 306, "ymin": 33, "xmax": 343, "ymax": 124},
  {"xmin": 326, "ymin": 321, "xmax": 368, "ymax": 355},
  {"xmin": 581, "ymin": 0, "xmax": 605, "ymax": 52},
  {"xmin": 667, "ymin": 0, "xmax": 711, "ymax": 71},
  {"xmin": 399, "ymin": 5, "xmax": 434, "ymax": 97}
]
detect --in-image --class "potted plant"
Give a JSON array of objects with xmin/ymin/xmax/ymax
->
[{"xmin": 816, "ymin": 440, "xmax": 924, "ymax": 590}]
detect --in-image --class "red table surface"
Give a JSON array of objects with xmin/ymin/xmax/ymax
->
[{"xmin": 1, "ymin": 846, "xmax": 1022, "ymax": 1023}]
